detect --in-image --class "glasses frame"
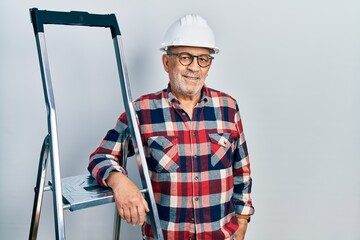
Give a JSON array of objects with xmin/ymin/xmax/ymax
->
[{"xmin": 167, "ymin": 52, "xmax": 214, "ymax": 68}]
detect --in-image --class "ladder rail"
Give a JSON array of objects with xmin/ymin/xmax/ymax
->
[
  {"xmin": 113, "ymin": 35, "xmax": 164, "ymax": 240},
  {"xmin": 113, "ymin": 135, "xmax": 129, "ymax": 240},
  {"xmin": 29, "ymin": 135, "xmax": 50, "ymax": 240},
  {"xmin": 34, "ymin": 30, "xmax": 66, "ymax": 240}
]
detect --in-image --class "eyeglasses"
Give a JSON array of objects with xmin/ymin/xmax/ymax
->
[{"xmin": 167, "ymin": 52, "xmax": 214, "ymax": 68}]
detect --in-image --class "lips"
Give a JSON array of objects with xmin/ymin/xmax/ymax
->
[{"xmin": 183, "ymin": 74, "xmax": 199, "ymax": 80}]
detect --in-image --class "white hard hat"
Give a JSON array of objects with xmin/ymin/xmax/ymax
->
[{"xmin": 160, "ymin": 14, "xmax": 219, "ymax": 54}]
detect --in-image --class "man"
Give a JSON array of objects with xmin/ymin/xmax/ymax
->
[{"xmin": 89, "ymin": 14, "xmax": 254, "ymax": 240}]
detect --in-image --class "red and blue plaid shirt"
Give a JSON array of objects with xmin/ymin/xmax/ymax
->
[{"xmin": 89, "ymin": 84, "xmax": 254, "ymax": 240}]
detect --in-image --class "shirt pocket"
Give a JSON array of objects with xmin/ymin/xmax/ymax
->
[
  {"xmin": 147, "ymin": 136, "xmax": 179, "ymax": 173},
  {"xmin": 209, "ymin": 133, "xmax": 234, "ymax": 168}
]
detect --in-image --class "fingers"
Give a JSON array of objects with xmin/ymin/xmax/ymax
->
[
  {"xmin": 137, "ymin": 199, "xmax": 149, "ymax": 225},
  {"xmin": 119, "ymin": 206, "xmax": 147, "ymax": 226},
  {"xmin": 117, "ymin": 198, "xmax": 149, "ymax": 226},
  {"xmin": 121, "ymin": 207, "xmax": 132, "ymax": 225},
  {"xmin": 110, "ymin": 175, "xmax": 150, "ymax": 226},
  {"xmin": 118, "ymin": 208, "xmax": 125, "ymax": 219},
  {"xmin": 130, "ymin": 206, "xmax": 139, "ymax": 226}
]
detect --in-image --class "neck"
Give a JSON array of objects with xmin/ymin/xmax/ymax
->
[{"xmin": 175, "ymin": 93, "xmax": 201, "ymax": 118}]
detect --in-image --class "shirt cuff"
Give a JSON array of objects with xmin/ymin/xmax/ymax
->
[{"xmin": 102, "ymin": 166, "xmax": 128, "ymax": 186}]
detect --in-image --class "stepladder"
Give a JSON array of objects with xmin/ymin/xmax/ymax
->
[{"xmin": 28, "ymin": 8, "xmax": 164, "ymax": 240}]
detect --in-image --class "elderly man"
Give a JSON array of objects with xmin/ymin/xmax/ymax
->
[{"xmin": 89, "ymin": 14, "xmax": 254, "ymax": 240}]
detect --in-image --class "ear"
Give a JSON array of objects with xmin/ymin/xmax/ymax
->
[{"xmin": 162, "ymin": 54, "xmax": 170, "ymax": 73}]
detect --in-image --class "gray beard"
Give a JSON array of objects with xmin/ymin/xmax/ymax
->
[{"xmin": 172, "ymin": 78, "xmax": 204, "ymax": 97}]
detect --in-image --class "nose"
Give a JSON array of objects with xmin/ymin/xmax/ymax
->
[{"xmin": 187, "ymin": 56, "xmax": 201, "ymax": 70}]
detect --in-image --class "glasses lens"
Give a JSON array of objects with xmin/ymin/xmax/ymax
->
[
  {"xmin": 197, "ymin": 54, "xmax": 211, "ymax": 67},
  {"xmin": 178, "ymin": 53, "xmax": 193, "ymax": 66}
]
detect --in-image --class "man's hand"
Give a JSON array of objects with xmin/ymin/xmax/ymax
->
[
  {"xmin": 106, "ymin": 171, "xmax": 149, "ymax": 226},
  {"xmin": 234, "ymin": 217, "xmax": 248, "ymax": 240}
]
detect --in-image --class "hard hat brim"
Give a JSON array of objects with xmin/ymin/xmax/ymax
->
[{"xmin": 160, "ymin": 44, "xmax": 219, "ymax": 54}]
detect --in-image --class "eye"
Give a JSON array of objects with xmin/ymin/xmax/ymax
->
[
  {"xmin": 198, "ymin": 55, "xmax": 210, "ymax": 63},
  {"xmin": 179, "ymin": 53, "xmax": 192, "ymax": 61}
]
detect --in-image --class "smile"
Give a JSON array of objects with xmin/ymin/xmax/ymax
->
[{"xmin": 183, "ymin": 75, "xmax": 199, "ymax": 80}]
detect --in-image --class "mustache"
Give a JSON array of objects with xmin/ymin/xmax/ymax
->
[{"xmin": 183, "ymin": 70, "xmax": 200, "ymax": 78}]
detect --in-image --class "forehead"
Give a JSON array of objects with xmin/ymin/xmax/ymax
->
[{"xmin": 169, "ymin": 46, "xmax": 211, "ymax": 55}]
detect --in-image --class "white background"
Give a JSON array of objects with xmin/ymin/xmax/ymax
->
[{"xmin": 1, "ymin": 1, "xmax": 359, "ymax": 239}]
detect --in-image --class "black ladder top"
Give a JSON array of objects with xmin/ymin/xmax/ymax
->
[{"xmin": 29, "ymin": 8, "xmax": 121, "ymax": 38}]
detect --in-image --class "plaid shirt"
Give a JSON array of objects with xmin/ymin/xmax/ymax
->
[{"xmin": 89, "ymin": 84, "xmax": 254, "ymax": 240}]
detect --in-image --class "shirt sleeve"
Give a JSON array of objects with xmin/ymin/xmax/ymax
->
[
  {"xmin": 232, "ymin": 102, "xmax": 255, "ymax": 216},
  {"xmin": 88, "ymin": 112, "xmax": 134, "ymax": 187}
]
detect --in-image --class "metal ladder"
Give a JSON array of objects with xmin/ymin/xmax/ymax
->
[{"xmin": 28, "ymin": 8, "xmax": 163, "ymax": 240}]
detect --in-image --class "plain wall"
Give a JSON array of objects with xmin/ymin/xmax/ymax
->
[{"xmin": 1, "ymin": 0, "xmax": 359, "ymax": 239}]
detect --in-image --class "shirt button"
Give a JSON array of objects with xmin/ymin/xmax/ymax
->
[
  {"xmin": 182, "ymin": 112, "xmax": 186, "ymax": 116},
  {"xmin": 195, "ymin": 197, "xmax": 199, "ymax": 201},
  {"xmin": 194, "ymin": 176, "xmax": 198, "ymax": 181}
]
